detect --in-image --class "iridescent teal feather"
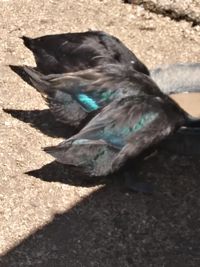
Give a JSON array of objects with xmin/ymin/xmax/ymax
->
[
  {"xmin": 77, "ymin": 93, "xmax": 99, "ymax": 111},
  {"xmin": 131, "ymin": 112, "xmax": 158, "ymax": 132},
  {"xmin": 102, "ymin": 112, "xmax": 158, "ymax": 148}
]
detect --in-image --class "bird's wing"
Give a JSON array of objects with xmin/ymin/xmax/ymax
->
[
  {"xmin": 48, "ymin": 95, "xmax": 178, "ymax": 174},
  {"xmin": 77, "ymin": 95, "xmax": 178, "ymax": 170},
  {"xmin": 23, "ymin": 64, "xmax": 162, "ymax": 113},
  {"xmin": 22, "ymin": 31, "xmax": 150, "ymax": 75}
]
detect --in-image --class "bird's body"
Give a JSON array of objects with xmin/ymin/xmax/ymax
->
[
  {"xmin": 23, "ymin": 64, "xmax": 162, "ymax": 127},
  {"xmin": 20, "ymin": 61, "xmax": 200, "ymax": 128},
  {"xmin": 44, "ymin": 88, "xmax": 190, "ymax": 178},
  {"xmin": 22, "ymin": 30, "xmax": 150, "ymax": 75}
]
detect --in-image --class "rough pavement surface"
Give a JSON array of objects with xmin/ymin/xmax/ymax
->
[
  {"xmin": 0, "ymin": 0, "xmax": 200, "ymax": 266},
  {"xmin": 133, "ymin": 0, "xmax": 200, "ymax": 25}
]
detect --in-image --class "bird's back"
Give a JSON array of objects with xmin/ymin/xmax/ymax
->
[{"xmin": 22, "ymin": 31, "xmax": 150, "ymax": 75}]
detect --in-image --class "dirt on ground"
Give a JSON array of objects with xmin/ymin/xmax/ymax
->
[{"xmin": 0, "ymin": 0, "xmax": 200, "ymax": 266}]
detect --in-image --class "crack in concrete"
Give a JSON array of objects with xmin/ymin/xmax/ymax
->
[{"xmin": 124, "ymin": 0, "xmax": 200, "ymax": 26}]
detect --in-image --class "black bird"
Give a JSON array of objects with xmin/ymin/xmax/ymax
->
[
  {"xmin": 21, "ymin": 30, "xmax": 150, "ymax": 75},
  {"xmin": 22, "ymin": 64, "xmax": 162, "ymax": 127},
  {"xmin": 43, "ymin": 74, "xmax": 200, "ymax": 192},
  {"xmin": 21, "ymin": 64, "xmax": 200, "ymax": 131},
  {"xmin": 22, "ymin": 62, "xmax": 200, "ymax": 129}
]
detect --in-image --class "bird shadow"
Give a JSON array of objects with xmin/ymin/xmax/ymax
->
[
  {"xmin": 7, "ymin": 65, "xmax": 75, "ymax": 138},
  {"xmin": 25, "ymin": 145, "xmax": 158, "ymax": 190},
  {"xmin": 1, "ymin": 153, "xmax": 200, "ymax": 267},
  {"xmin": 26, "ymin": 160, "xmax": 112, "ymax": 188},
  {"xmin": 3, "ymin": 108, "xmax": 76, "ymax": 139},
  {"xmin": 25, "ymin": 148, "xmax": 200, "ymax": 191}
]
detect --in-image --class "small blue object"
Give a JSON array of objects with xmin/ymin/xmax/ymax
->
[{"xmin": 78, "ymin": 93, "xmax": 99, "ymax": 111}]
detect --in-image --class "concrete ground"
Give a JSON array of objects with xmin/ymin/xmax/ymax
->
[{"xmin": 0, "ymin": 0, "xmax": 200, "ymax": 266}]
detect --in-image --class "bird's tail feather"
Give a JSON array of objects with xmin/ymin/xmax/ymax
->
[
  {"xmin": 24, "ymin": 66, "xmax": 92, "ymax": 95},
  {"xmin": 43, "ymin": 139, "xmax": 117, "ymax": 176},
  {"xmin": 23, "ymin": 66, "xmax": 52, "ymax": 95},
  {"xmin": 21, "ymin": 36, "xmax": 35, "ymax": 51}
]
